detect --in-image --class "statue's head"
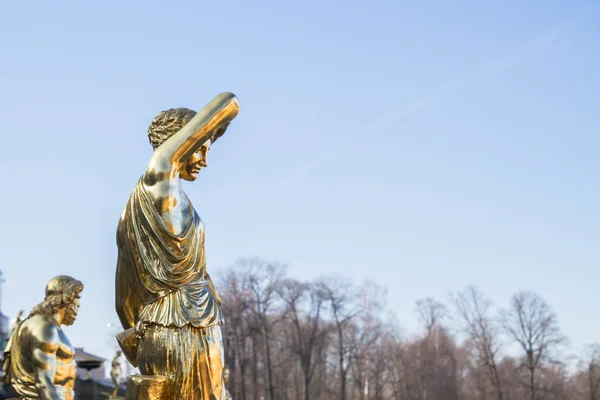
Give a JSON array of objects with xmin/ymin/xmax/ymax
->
[
  {"xmin": 30, "ymin": 275, "xmax": 83, "ymax": 326},
  {"xmin": 148, "ymin": 108, "xmax": 225, "ymax": 182},
  {"xmin": 116, "ymin": 350, "xmax": 122, "ymax": 357}
]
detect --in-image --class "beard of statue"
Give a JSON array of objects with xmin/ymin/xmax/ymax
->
[
  {"xmin": 62, "ymin": 302, "xmax": 79, "ymax": 326},
  {"xmin": 29, "ymin": 290, "xmax": 81, "ymax": 326}
]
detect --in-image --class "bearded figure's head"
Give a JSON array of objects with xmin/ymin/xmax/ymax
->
[{"xmin": 30, "ymin": 275, "xmax": 84, "ymax": 326}]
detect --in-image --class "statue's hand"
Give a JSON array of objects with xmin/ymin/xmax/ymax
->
[{"xmin": 212, "ymin": 122, "xmax": 231, "ymax": 144}]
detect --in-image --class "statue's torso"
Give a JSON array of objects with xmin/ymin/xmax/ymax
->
[
  {"xmin": 52, "ymin": 328, "xmax": 76, "ymax": 392},
  {"xmin": 110, "ymin": 357, "xmax": 121, "ymax": 382},
  {"xmin": 116, "ymin": 178, "xmax": 223, "ymax": 330},
  {"xmin": 11, "ymin": 316, "xmax": 76, "ymax": 400}
]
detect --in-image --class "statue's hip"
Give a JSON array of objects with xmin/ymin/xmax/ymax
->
[{"xmin": 129, "ymin": 324, "xmax": 226, "ymax": 400}]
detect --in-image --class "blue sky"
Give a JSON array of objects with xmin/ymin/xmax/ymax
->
[{"xmin": 1, "ymin": 0, "xmax": 599, "ymax": 363}]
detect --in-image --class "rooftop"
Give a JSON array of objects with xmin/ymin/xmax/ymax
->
[{"xmin": 74, "ymin": 348, "xmax": 106, "ymax": 363}]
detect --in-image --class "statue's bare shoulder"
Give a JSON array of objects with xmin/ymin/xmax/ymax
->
[{"xmin": 20, "ymin": 315, "xmax": 61, "ymax": 353}]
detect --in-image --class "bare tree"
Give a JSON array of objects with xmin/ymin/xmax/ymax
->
[
  {"xmin": 240, "ymin": 257, "xmax": 287, "ymax": 400},
  {"xmin": 215, "ymin": 256, "xmax": 600, "ymax": 400},
  {"xmin": 319, "ymin": 275, "xmax": 361, "ymax": 400},
  {"xmin": 499, "ymin": 291, "xmax": 566, "ymax": 400},
  {"xmin": 382, "ymin": 330, "xmax": 410, "ymax": 400},
  {"xmin": 277, "ymin": 278, "xmax": 328, "ymax": 400},
  {"xmin": 219, "ymin": 267, "xmax": 254, "ymax": 400},
  {"xmin": 453, "ymin": 285, "xmax": 505, "ymax": 400},
  {"xmin": 415, "ymin": 297, "xmax": 448, "ymax": 336},
  {"xmin": 352, "ymin": 281, "xmax": 387, "ymax": 400},
  {"xmin": 581, "ymin": 344, "xmax": 600, "ymax": 400},
  {"xmin": 415, "ymin": 297, "xmax": 450, "ymax": 400}
]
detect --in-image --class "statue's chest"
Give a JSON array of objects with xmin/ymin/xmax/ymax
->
[
  {"xmin": 56, "ymin": 329, "xmax": 75, "ymax": 362},
  {"xmin": 54, "ymin": 329, "xmax": 76, "ymax": 384},
  {"xmin": 179, "ymin": 195, "xmax": 192, "ymax": 226},
  {"xmin": 160, "ymin": 195, "xmax": 195, "ymax": 236}
]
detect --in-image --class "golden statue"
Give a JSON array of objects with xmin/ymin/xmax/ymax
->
[
  {"xmin": 110, "ymin": 351, "xmax": 122, "ymax": 399},
  {"xmin": 114, "ymin": 92, "xmax": 240, "ymax": 400},
  {"xmin": 12, "ymin": 311, "xmax": 24, "ymax": 329},
  {"xmin": 223, "ymin": 369, "xmax": 233, "ymax": 400},
  {"xmin": 2, "ymin": 276, "xmax": 83, "ymax": 400},
  {"xmin": 8, "ymin": 311, "xmax": 24, "ymax": 338}
]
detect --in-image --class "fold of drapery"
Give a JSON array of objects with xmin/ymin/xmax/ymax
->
[
  {"xmin": 115, "ymin": 178, "xmax": 223, "ymax": 331},
  {"xmin": 137, "ymin": 324, "xmax": 226, "ymax": 400}
]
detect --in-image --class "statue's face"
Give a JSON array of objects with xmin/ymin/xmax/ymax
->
[
  {"xmin": 62, "ymin": 292, "xmax": 81, "ymax": 326},
  {"xmin": 179, "ymin": 140, "xmax": 211, "ymax": 181}
]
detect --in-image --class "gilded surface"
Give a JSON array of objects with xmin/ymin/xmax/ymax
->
[
  {"xmin": 115, "ymin": 92, "xmax": 239, "ymax": 400},
  {"xmin": 224, "ymin": 369, "xmax": 233, "ymax": 400},
  {"xmin": 125, "ymin": 376, "xmax": 169, "ymax": 400},
  {"xmin": 110, "ymin": 351, "xmax": 122, "ymax": 398},
  {"xmin": 2, "ymin": 276, "xmax": 83, "ymax": 400},
  {"xmin": 115, "ymin": 178, "xmax": 223, "ymax": 330}
]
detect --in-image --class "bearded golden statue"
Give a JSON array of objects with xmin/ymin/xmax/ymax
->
[
  {"xmin": 114, "ymin": 92, "xmax": 239, "ymax": 400},
  {"xmin": 3, "ymin": 276, "xmax": 83, "ymax": 400}
]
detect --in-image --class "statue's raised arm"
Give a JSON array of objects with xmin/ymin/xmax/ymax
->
[{"xmin": 145, "ymin": 92, "xmax": 240, "ymax": 179}]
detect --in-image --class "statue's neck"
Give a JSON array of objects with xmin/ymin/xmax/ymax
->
[{"xmin": 52, "ymin": 309, "xmax": 65, "ymax": 326}]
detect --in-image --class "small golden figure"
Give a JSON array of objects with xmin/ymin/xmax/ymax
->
[
  {"xmin": 114, "ymin": 92, "xmax": 239, "ymax": 400},
  {"xmin": 11, "ymin": 311, "xmax": 24, "ymax": 333},
  {"xmin": 110, "ymin": 351, "xmax": 122, "ymax": 398},
  {"xmin": 224, "ymin": 368, "xmax": 233, "ymax": 400},
  {"xmin": 2, "ymin": 276, "xmax": 83, "ymax": 400}
]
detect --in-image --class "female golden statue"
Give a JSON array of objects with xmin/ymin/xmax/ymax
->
[{"xmin": 114, "ymin": 93, "xmax": 239, "ymax": 400}]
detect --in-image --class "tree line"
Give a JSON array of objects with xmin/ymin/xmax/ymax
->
[{"xmin": 217, "ymin": 257, "xmax": 598, "ymax": 400}]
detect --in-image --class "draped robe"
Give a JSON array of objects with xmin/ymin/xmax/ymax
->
[
  {"xmin": 115, "ymin": 178, "xmax": 225, "ymax": 400},
  {"xmin": 115, "ymin": 177, "xmax": 223, "ymax": 331}
]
